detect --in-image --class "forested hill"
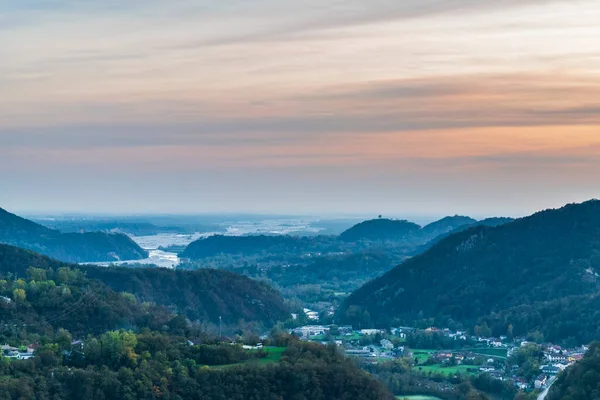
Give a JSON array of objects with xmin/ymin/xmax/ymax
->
[
  {"xmin": 0, "ymin": 244, "xmax": 289, "ymax": 327},
  {"xmin": 414, "ymin": 216, "xmax": 515, "ymax": 253},
  {"xmin": 0, "ymin": 207, "xmax": 147, "ymax": 263},
  {"xmin": 180, "ymin": 216, "xmax": 513, "ymax": 260},
  {"xmin": 83, "ymin": 266, "xmax": 289, "ymax": 326},
  {"xmin": 339, "ymin": 218, "xmax": 422, "ymax": 241},
  {"xmin": 181, "ymin": 234, "xmax": 338, "ymax": 259},
  {"xmin": 0, "ymin": 245, "xmax": 174, "ymax": 336},
  {"xmin": 421, "ymin": 215, "xmax": 477, "ymax": 237},
  {"xmin": 548, "ymin": 342, "xmax": 600, "ymax": 400},
  {"xmin": 337, "ymin": 200, "xmax": 600, "ymax": 344}
]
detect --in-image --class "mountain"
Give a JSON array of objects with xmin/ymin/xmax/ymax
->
[
  {"xmin": 547, "ymin": 342, "xmax": 600, "ymax": 400},
  {"xmin": 337, "ymin": 200, "xmax": 600, "ymax": 343},
  {"xmin": 181, "ymin": 234, "xmax": 338, "ymax": 259},
  {"xmin": 0, "ymin": 244, "xmax": 289, "ymax": 328},
  {"xmin": 0, "ymin": 337, "xmax": 394, "ymax": 400},
  {"xmin": 0, "ymin": 208, "xmax": 147, "ymax": 263},
  {"xmin": 339, "ymin": 219, "xmax": 422, "ymax": 242},
  {"xmin": 413, "ymin": 216, "xmax": 515, "ymax": 253},
  {"xmin": 215, "ymin": 252, "xmax": 395, "ymax": 296},
  {"xmin": 421, "ymin": 215, "xmax": 477, "ymax": 237},
  {"xmin": 0, "ymin": 245, "xmax": 175, "ymax": 336},
  {"xmin": 83, "ymin": 266, "xmax": 289, "ymax": 326}
]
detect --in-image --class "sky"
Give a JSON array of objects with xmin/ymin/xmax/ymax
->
[{"xmin": 2, "ymin": 0, "xmax": 600, "ymax": 217}]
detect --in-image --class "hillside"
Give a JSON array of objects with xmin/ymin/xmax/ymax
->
[
  {"xmin": 0, "ymin": 208, "xmax": 147, "ymax": 263},
  {"xmin": 421, "ymin": 215, "xmax": 477, "ymax": 237},
  {"xmin": 547, "ymin": 342, "xmax": 600, "ymax": 400},
  {"xmin": 0, "ymin": 244, "xmax": 289, "ymax": 328},
  {"xmin": 181, "ymin": 234, "xmax": 339, "ymax": 259},
  {"xmin": 0, "ymin": 337, "xmax": 394, "ymax": 400},
  {"xmin": 414, "ymin": 216, "xmax": 514, "ymax": 253},
  {"xmin": 339, "ymin": 218, "xmax": 422, "ymax": 242},
  {"xmin": 337, "ymin": 200, "xmax": 600, "ymax": 344},
  {"xmin": 0, "ymin": 245, "xmax": 175, "ymax": 336},
  {"xmin": 83, "ymin": 266, "xmax": 289, "ymax": 326}
]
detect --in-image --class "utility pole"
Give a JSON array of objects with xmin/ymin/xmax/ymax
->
[{"xmin": 218, "ymin": 316, "xmax": 222, "ymax": 339}]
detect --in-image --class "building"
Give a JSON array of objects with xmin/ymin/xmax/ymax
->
[
  {"xmin": 302, "ymin": 308, "xmax": 319, "ymax": 321},
  {"xmin": 546, "ymin": 354, "xmax": 567, "ymax": 363},
  {"xmin": 541, "ymin": 365, "xmax": 561, "ymax": 375},
  {"xmin": 292, "ymin": 325, "xmax": 329, "ymax": 338},
  {"xmin": 360, "ymin": 329, "xmax": 385, "ymax": 335},
  {"xmin": 534, "ymin": 375, "xmax": 548, "ymax": 389}
]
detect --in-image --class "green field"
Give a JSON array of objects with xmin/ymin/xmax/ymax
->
[
  {"xmin": 462, "ymin": 347, "xmax": 508, "ymax": 359},
  {"xmin": 415, "ymin": 364, "xmax": 478, "ymax": 376},
  {"xmin": 412, "ymin": 349, "xmax": 437, "ymax": 363},
  {"xmin": 248, "ymin": 346, "xmax": 286, "ymax": 365},
  {"xmin": 205, "ymin": 346, "xmax": 286, "ymax": 369}
]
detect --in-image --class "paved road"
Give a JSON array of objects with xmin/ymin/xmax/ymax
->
[{"xmin": 537, "ymin": 376, "xmax": 556, "ymax": 400}]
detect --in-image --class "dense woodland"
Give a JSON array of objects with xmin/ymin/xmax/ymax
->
[
  {"xmin": 338, "ymin": 200, "xmax": 600, "ymax": 344},
  {"xmin": 548, "ymin": 341, "xmax": 600, "ymax": 400},
  {"xmin": 180, "ymin": 216, "xmax": 507, "ymax": 261},
  {"xmin": 181, "ymin": 234, "xmax": 340, "ymax": 259},
  {"xmin": 339, "ymin": 219, "xmax": 422, "ymax": 242},
  {"xmin": 0, "ymin": 245, "xmax": 289, "ymax": 332},
  {"xmin": 179, "ymin": 216, "xmax": 514, "ymax": 314},
  {"xmin": 0, "ymin": 324, "xmax": 395, "ymax": 399},
  {"xmin": 83, "ymin": 266, "xmax": 290, "ymax": 327},
  {"xmin": 0, "ymin": 244, "xmax": 397, "ymax": 399},
  {"xmin": 0, "ymin": 208, "xmax": 147, "ymax": 263}
]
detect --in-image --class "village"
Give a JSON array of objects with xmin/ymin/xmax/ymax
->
[{"xmin": 289, "ymin": 323, "xmax": 589, "ymax": 393}]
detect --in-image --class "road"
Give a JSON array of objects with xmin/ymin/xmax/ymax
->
[{"xmin": 537, "ymin": 376, "xmax": 556, "ymax": 400}]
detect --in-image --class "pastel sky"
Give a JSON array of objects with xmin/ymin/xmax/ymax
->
[{"xmin": 2, "ymin": 0, "xmax": 600, "ymax": 216}]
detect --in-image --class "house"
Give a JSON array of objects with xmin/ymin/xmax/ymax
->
[
  {"xmin": 390, "ymin": 328, "xmax": 408, "ymax": 339},
  {"xmin": 489, "ymin": 371, "xmax": 504, "ymax": 380},
  {"xmin": 534, "ymin": 375, "xmax": 548, "ymax": 389},
  {"xmin": 554, "ymin": 363, "xmax": 568, "ymax": 371},
  {"xmin": 360, "ymin": 329, "xmax": 385, "ymax": 336},
  {"xmin": 292, "ymin": 325, "xmax": 329, "ymax": 338},
  {"xmin": 541, "ymin": 365, "xmax": 561, "ymax": 375},
  {"xmin": 394, "ymin": 326, "xmax": 417, "ymax": 334},
  {"xmin": 0, "ymin": 296, "xmax": 12, "ymax": 303},
  {"xmin": 514, "ymin": 379, "xmax": 528, "ymax": 390},
  {"xmin": 302, "ymin": 308, "xmax": 319, "ymax": 321},
  {"xmin": 1, "ymin": 344, "xmax": 18, "ymax": 352},
  {"xmin": 546, "ymin": 354, "xmax": 567, "ymax": 363},
  {"xmin": 345, "ymin": 349, "xmax": 373, "ymax": 358},
  {"xmin": 338, "ymin": 326, "xmax": 354, "ymax": 334}
]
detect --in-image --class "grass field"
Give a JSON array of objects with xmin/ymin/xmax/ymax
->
[
  {"xmin": 206, "ymin": 346, "xmax": 286, "ymax": 369},
  {"xmin": 415, "ymin": 364, "xmax": 478, "ymax": 376},
  {"xmin": 461, "ymin": 347, "xmax": 508, "ymax": 359},
  {"xmin": 248, "ymin": 346, "xmax": 286, "ymax": 365},
  {"xmin": 412, "ymin": 349, "xmax": 437, "ymax": 363}
]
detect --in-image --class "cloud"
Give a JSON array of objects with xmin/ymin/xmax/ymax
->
[{"xmin": 2, "ymin": 71, "xmax": 599, "ymax": 151}]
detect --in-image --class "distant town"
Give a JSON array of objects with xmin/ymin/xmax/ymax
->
[{"xmin": 289, "ymin": 323, "xmax": 589, "ymax": 395}]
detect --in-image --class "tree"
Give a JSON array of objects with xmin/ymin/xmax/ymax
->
[
  {"xmin": 56, "ymin": 328, "xmax": 72, "ymax": 351},
  {"xmin": 12, "ymin": 288, "xmax": 26, "ymax": 303},
  {"xmin": 475, "ymin": 322, "xmax": 492, "ymax": 337},
  {"xmin": 26, "ymin": 267, "xmax": 47, "ymax": 282}
]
